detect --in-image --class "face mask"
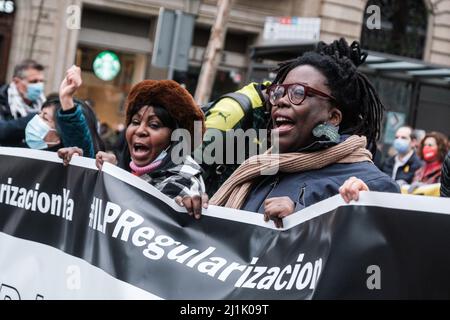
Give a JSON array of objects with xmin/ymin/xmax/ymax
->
[
  {"xmin": 26, "ymin": 82, "xmax": 44, "ymax": 102},
  {"xmin": 393, "ymin": 138, "xmax": 410, "ymax": 154},
  {"xmin": 153, "ymin": 148, "xmax": 168, "ymax": 163},
  {"xmin": 422, "ymin": 145, "xmax": 438, "ymax": 162},
  {"xmin": 25, "ymin": 115, "xmax": 57, "ymax": 149}
]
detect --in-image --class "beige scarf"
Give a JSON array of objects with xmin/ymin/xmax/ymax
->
[{"xmin": 210, "ymin": 135, "xmax": 373, "ymax": 209}]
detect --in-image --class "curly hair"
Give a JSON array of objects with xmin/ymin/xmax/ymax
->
[
  {"xmin": 417, "ymin": 131, "xmax": 449, "ymax": 162},
  {"xmin": 272, "ymin": 38, "xmax": 384, "ymax": 155}
]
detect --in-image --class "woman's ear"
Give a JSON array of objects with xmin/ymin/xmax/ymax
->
[{"xmin": 328, "ymin": 107, "xmax": 342, "ymax": 126}]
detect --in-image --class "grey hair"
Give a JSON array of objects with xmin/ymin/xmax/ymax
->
[{"xmin": 13, "ymin": 59, "xmax": 44, "ymax": 79}]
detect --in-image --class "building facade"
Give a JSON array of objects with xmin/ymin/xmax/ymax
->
[{"xmin": 2, "ymin": 0, "xmax": 450, "ymax": 131}]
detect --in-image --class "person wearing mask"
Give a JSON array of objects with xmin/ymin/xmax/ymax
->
[
  {"xmin": 412, "ymin": 131, "xmax": 448, "ymax": 185},
  {"xmin": 382, "ymin": 126, "xmax": 423, "ymax": 185},
  {"xmin": 343, "ymin": 131, "xmax": 448, "ymax": 199},
  {"xmin": 0, "ymin": 59, "xmax": 45, "ymax": 120},
  {"xmin": 25, "ymin": 65, "xmax": 103, "ymax": 158},
  {"xmin": 0, "ymin": 59, "xmax": 45, "ymax": 146}
]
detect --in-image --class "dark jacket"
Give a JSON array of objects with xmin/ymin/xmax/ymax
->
[
  {"xmin": 56, "ymin": 104, "xmax": 95, "ymax": 158},
  {"xmin": 440, "ymin": 151, "xmax": 450, "ymax": 197},
  {"xmin": 0, "ymin": 84, "xmax": 12, "ymax": 120},
  {"xmin": 242, "ymin": 161, "xmax": 400, "ymax": 213},
  {"xmin": 382, "ymin": 151, "xmax": 423, "ymax": 184},
  {"xmin": 0, "ymin": 113, "xmax": 35, "ymax": 147}
]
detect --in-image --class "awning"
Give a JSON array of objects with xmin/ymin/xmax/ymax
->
[
  {"xmin": 249, "ymin": 40, "xmax": 317, "ymax": 61},
  {"xmin": 249, "ymin": 41, "xmax": 450, "ymax": 87},
  {"xmin": 361, "ymin": 51, "xmax": 450, "ymax": 87}
]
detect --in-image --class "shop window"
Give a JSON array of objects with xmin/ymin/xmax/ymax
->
[
  {"xmin": 192, "ymin": 25, "xmax": 256, "ymax": 54},
  {"xmin": 75, "ymin": 46, "xmax": 145, "ymax": 128},
  {"xmin": 360, "ymin": 0, "xmax": 428, "ymax": 59},
  {"xmin": 81, "ymin": 6, "xmax": 151, "ymax": 37}
]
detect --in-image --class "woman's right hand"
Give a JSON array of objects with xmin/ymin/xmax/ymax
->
[
  {"xmin": 59, "ymin": 65, "xmax": 82, "ymax": 111},
  {"xmin": 263, "ymin": 196, "xmax": 295, "ymax": 229},
  {"xmin": 339, "ymin": 176, "xmax": 369, "ymax": 203},
  {"xmin": 95, "ymin": 151, "xmax": 117, "ymax": 170},
  {"xmin": 175, "ymin": 193, "xmax": 209, "ymax": 220}
]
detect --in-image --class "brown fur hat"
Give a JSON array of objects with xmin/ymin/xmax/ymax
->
[{"xmin": 125, "ymin": 80, "xmax": 205, "ymax": 150}]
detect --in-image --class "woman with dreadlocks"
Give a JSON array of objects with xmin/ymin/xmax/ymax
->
[{"xmin": 210, "ymin": 38, "xmax": 399, "ymax": 228}]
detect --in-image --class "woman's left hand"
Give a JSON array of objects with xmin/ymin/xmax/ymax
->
[
  {"xmin": 175, "ymin": 193, "xmax": 209, "ymax": 220},
  {"xmin": 57, "ymin": 147, "xmax": 83, "ymax": 166},
  {"xmin": 339, "ymin": 176, "xmax": 369, "ymax": 203},
  {"xmin": 264, "ymin": 196, "xmax": 295, "ymax": 229}
]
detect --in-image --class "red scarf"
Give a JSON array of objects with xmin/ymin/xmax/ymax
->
[{"xmin": 415, "ymin": 160, "xmax": 442, "ymax": 184}]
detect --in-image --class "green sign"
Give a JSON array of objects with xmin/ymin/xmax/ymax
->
[{"xmin": 93, "ymin": 51, "xmax": 121, "ymax": 81}]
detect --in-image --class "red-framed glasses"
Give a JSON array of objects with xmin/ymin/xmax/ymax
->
[{"xmin": 268, "ymin": 82, "xmax": 336, "ymax": 106}]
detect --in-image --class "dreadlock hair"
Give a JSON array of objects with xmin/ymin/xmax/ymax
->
[{"xmin": 272, "ymin": 38, "xmax": 384, "ymax": 155}]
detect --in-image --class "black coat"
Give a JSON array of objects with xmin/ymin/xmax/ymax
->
[
  {"xmin": 0, "ymin": 113, "xmax": 34, "ymax": 147},
  {"xmin": 0, "ymin": 84, "xmax": 13, "ymax": 120},
  {"xmin": 0, "ymin": 84, "xmax": 38, "ymax": 147},
  {"xmin": 441, "ymin": 151, "xmax": 450, "ymax": 197}
]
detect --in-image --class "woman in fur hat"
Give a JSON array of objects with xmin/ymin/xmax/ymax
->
[{"xmin": 59, "ymin": 79, "xmax": 208, "ymax": 219}]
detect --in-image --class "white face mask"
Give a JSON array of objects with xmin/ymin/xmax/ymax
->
[{"xmin": 25, "ymin": 115, "xmax": 58, "ymax": 149}]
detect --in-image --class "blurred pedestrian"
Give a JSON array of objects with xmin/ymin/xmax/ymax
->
[
  {"xmin": 0, "ymin": 59, "xmax": 45, "ymax": 120},
  {"xmin": 412, "ymin": 128, "xmax": 426, "ymax": 151},
  {"xmin": 0, "ymin": 59, "xmax": 46, "ymax": 146},
  {"xmin": 413, "ymin": 131, "xmax": 448, "ymax": 184},
  {"xmin": 381, "ymin": 126, "xmax": 423, "ymax": 185},
  {"xmin": 100, "ymin": 122, "xmax": 118, "ymax": 151}
]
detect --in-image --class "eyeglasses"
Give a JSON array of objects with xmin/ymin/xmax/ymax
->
[{"xmin": 267, "ymin": 82, "xmax": 336, "ymax": 106}]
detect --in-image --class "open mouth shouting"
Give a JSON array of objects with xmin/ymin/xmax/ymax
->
[
  {"xmin": 131, "ymin": 142, "xmax": 152, "ymax": 162},
  {"xmin": 272, "ymin": 114, "xmax": 296, "ymax": 134}
]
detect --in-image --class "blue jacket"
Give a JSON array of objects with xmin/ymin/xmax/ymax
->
[
  {"xmin": 382, "ymin": 151, "xmax": 423, "ymax": 184},
  {"xmin": 242, "ymin": 147, "xmax": 400, "ymax": 214},
  {"xmin": 56, "ymin": 104, "xmax": 95, "ymax": 158}
]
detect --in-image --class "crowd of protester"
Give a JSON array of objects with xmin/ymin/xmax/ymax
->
[{"xmin": 1, "ymin": 38, "xmax": 449, "ymax": 229}]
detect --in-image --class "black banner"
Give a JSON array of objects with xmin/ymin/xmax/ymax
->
[{"xmin": 1, "ymin": 147, "xmax": 450, "ymax": 299}]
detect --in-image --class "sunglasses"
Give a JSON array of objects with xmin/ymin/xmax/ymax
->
[{"xmin": 268, "ymin": 82, "xmax": 336, "ymax": 106}]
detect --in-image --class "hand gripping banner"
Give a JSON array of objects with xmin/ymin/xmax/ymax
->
[{"xmin": 1, "ymin": 147, "xmax": 450, "ymax": 299}]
